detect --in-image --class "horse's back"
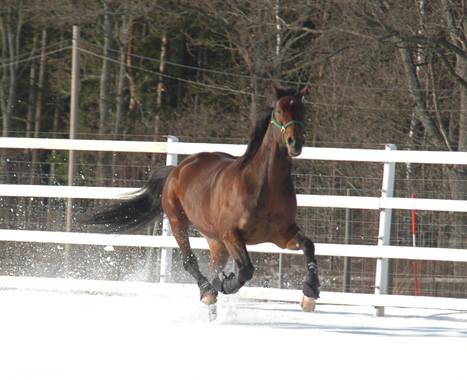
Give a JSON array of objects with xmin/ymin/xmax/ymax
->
[
  {"xmin": 162, "ymin": 151, "xmax": 237, "ymax": 236},
  {"xmin": 171, "ymin": 151, "xmax": 235, "ymax": 184}
]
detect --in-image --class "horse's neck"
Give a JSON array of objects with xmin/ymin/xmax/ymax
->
[{"xmin": 247, "ymin": 125, "xmax": 292, "ymax": 188}]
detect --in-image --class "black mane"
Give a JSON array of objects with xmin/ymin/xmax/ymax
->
[{"xmin": 239, "ymin": 107, "xmax": 273, "ymax": 167}]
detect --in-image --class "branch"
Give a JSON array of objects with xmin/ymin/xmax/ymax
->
[
  {"xmin": 398, "ymin": 41, "xmax": 451, "ymax": 150},
  {"xmin": 385, "ymin": 33, "xmax": 466, "ymax": 59},
  {"xmin": 428, "ymin": 56, "xmax": 453, "ymax": 151},
  {"xmin": 436, "ymin": 49, "xmax": 467, "ymax": 90},
  {"xmin": 440, "ymin": 0, "xmax": 465, "ymax": 45},
  {"xmin": 281, "ymin": 29, "xmax": 315, "ymax": 55},
  {"xmin": 435, "ymin": 36, "xmax": 467, "ymax": 59},
  {"xmin": 350, "ymin": 2, "xmax": 467, "ymax": 59},
  {"xmin": 15, "ymin": 1, "xmax": 23, "ymax": 63}
]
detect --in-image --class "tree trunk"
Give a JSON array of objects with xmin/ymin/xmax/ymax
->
[
  {"xmin": 448, "ymin": 18, "xmax": 467, "ymax": 250},
  {"xmin": 251, "ymin": 6, "xmax": 272, "ymax": 124},
  {"xmin": 114, "ymin": 40, "xmax": 127, "ymax": 139},
  {"xmin": 154, "ymin": 31, "xmax": 168, "ymax": 141},
  {"xmin": 0, "ymin": 4, "xmax": 23, "ymax": 138},
  {"xmin": 48, "ymin": 32, "xmax": 64, "ymax": 185},
  {"xmin": 127, "ymin": 21, "xmax": 138, "ymax": 113},
  {"xmin": 26, "ymin": 34, "xmax": 38, "ymax": 139},
  {"xmin": 46, "ymin": 102, "xmax": 61, "ymax": 227},
  {"xmin": 112, "ymin": 16, "xmax": 130, "ymax": 185},
  {"xmin": 442, "ymin": 3, "xmax": 467, "ymax": 250},
  {"xmin": 31, "ymin": 29, "xmax": 47, "ymax": 185},
  {"xmin": 455, "ymin": 18, "xmax": 467, "ymax": 154},
  {"xmin": 405, "ymin": 0, "xmax": 425, "ymax": 191},
  {"xmin": 398, "ymin": 44, "xmax": 448, "ymax": 149},
  {"xmin": 48, "ymin": 103, "xmax": 61, "ymax": 185},
  {"xmin": 273, "ymin": 0, "xmax": 282, "ymax": 78},
  {"xmin": 150, "ymin": 31, "xmax": 168, "ymax": 168}
]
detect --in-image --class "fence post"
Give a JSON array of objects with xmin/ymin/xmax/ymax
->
[
  {"xmin": 374, "ymin": 144, "xmax": 396, "ymax": 316},
  {"xmin": 159, "ymin": 135, "xmax": 178, "ymax": 283}
]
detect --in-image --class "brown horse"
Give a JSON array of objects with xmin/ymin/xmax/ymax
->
[{"xmin": 87, "ymin": 85, "xmax": 320, "ymax": 312}]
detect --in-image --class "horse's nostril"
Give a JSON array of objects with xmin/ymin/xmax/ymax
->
[{"xmin": 287, "ymin": 137, "xmax": 294, "ymax": 145}]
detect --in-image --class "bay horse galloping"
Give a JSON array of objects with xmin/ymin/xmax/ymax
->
[{"xmin": 88, "ymin": 85, "xmax": 320, "ymax": 313}]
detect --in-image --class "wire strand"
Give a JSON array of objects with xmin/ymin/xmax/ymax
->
[
  {"xmin": 77, "ymin": 46, "xmax": 464, "ymax": 113},
  {"xmin": 0, "ymin": 46, "xmax": 71, "ymax": 70},
  {"xmin": 0, "ymin": 40, "xmax": 66, "ymax": 65},
  {"xmin": 81, "ymin": 39, "xmax": 452, "ymax": 95},
  {"xmin": 78, "ymin": 47, "xmax": 261, "ymax": 98}
]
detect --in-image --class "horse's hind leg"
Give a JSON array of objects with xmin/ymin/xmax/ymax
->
[
  {"xmin": 212, "ymin": 229, "xmax": 254, "ymax": 295},
  {"xmin": 167, "ymin": 213, "xmax": 218, "ymax": 305}
]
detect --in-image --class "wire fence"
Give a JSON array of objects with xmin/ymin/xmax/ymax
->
[{"xmin": 1, "ymin": 147, "xmax": 466, "ymax": 298}]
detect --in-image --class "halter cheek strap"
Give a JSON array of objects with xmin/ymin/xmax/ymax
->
[{"xmin": 271, "ymin": 110, "xmax": 305, "ymax": 133}]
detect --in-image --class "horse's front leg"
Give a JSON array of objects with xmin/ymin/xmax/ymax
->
[
  {"xmin": 284, "ymin": 230, "xmax": 320, "ymax": 312},
  {"xmin": 168, "ymin": 216, "xmax": 218, "ymax": 305},
  {"xmin": 212, "ymin": 229, "xmax": 254, "ymax": 295}
]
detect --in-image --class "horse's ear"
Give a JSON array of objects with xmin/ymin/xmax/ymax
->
[
  {"xmin": 272, "ymin": 82, "xmax": 290, "ymax": 99},
  {"xmin": 299, "ymin": 85, "xmax": 310, "ymax": 99}
]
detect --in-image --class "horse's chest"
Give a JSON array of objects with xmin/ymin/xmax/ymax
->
[
  {"xmin": 239, "ymin": 211, "xmax": 289, "ymax": 244},
  {"xmin": 238, "ymin": 191, "xmax": 295, "ymax": 241}
]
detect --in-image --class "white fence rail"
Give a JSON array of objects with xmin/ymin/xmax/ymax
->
[
  {"xmin": 1, "ymin": 185, "xmax": 467, "ymax": 212},
  {"xmin": 2, "ymin": 137, "xmax": 467, "ymax": 164},
  {"xmin": 1, "ymin": 229, "xmax": 466, "ymax": 261},
  {"xmin": 1, "ymin": 137, "xmax": 466, "ymax": 313}
]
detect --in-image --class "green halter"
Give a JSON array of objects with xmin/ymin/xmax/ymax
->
[{"xmin": 270, "ymin": 110, "xmax": 304, "ymax": 133}]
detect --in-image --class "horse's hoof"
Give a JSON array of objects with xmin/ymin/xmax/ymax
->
[
  {"xmin": 300, "ymin": 295, "xmax": 316, "ymax": 312},
  {"xmin": 212, "ymin": 272, "xmax": 242, "ymax": 295},
  {"xmin": 201, "ymin": 292, "xmax": 217, "ymax": 305},
  {"xmin": 200, "ymin": 280, "xmax": 218, "ymax": 305}
]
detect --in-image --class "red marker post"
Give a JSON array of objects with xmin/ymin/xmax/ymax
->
[{"xmin": 411, "ymin": 193, "xmax": 420, "ymax": 296}]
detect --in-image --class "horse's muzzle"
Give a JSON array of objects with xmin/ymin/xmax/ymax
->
[
  {"xmin": 287, "ymin": 143, "xmax": 303, "ymax": 157},
  {"xmin": 289, "ymin": 149, "xmax": 302, "ymax": 157}
]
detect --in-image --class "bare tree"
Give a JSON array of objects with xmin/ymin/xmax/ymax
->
[
  {"xmin": 338, "ymin": 1, "xmax": 467, "ymax": 248},
  {"xmin": 30, "ymin": 29, "xmax": 47, "ymax": 185},
  {"xmin": 25, "ymin": 34, "xmax": 38, "ymax": 139},
  {"xmin": 0, "ymin": 1, "xmax": 24, "ymax": 137},
  {"xmin": 184, "ymin": 0, "xmax": 319, "ymax": 122}
]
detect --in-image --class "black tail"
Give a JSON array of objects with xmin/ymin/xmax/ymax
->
[{"xmin": 83, "ymin": 165, "xmax": 175, "ymax": 233}]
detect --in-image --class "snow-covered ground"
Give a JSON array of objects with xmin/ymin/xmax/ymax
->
[{"xmin": 0, "ymin": 284, "xmax": 465, "ymax": 380}]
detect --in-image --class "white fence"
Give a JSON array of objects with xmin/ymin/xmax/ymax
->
[{"xmin": 1, "ymin": 137, "xmax": 467, "ymax": 314}]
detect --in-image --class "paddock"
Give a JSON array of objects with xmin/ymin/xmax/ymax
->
[
  {"xmin": 1, "ymin": 137, "xmax": 466, "ymax": 380},
  {"xmin": 0, "ymin": 278, "xmax": 465, "ymax": 380}
]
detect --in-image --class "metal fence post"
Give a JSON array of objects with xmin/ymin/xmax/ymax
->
[
  {"xmin": 374, "ymin": 144, "xmax": 396, "ymax": 316},
  {"xmin": 159, "ymin": 135, "xmax": 178, "ymax": 283}
]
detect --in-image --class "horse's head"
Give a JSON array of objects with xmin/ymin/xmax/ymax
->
[{"xmin": 271, "ymin": 84, "xmax": 310, "ymax": 157}]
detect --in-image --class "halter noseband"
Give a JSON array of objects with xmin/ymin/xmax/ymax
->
[{"xmin": 270, "ymin": 110, "xmax": 304, "ymax": 134}]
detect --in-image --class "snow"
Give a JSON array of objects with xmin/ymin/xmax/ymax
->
[{"xmin": 0, "ymin": 285, "xmax": 465, "ymax": 380}]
